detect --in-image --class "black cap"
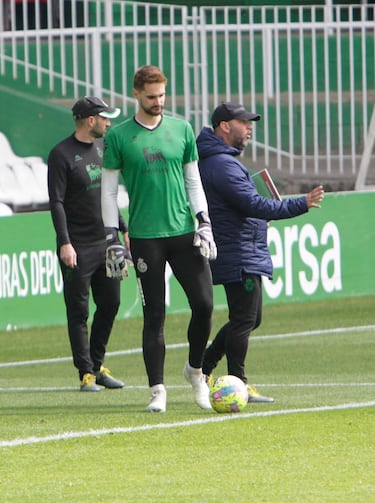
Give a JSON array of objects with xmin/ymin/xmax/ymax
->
[
  {"xmin": 72, "ymin": 96, "xmax": 121, "ymax": 119},
  {"xmin": 211, "ymin": 102, "xmax": 261, "ymax": 128}
]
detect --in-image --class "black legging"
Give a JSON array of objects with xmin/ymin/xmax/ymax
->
[{"xmin": 130, "ymin": 233, "xmax": 214, "ymax": 387}]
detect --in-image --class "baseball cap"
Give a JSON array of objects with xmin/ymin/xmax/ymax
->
[
  {"xmin": 72, "ymin": 96, "xmax": 121, "ymax": 119},
  {"xmin": 211, "ymin": 102, "xmax": 261, "ymax": 128}
]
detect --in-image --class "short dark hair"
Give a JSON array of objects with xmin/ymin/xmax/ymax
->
[{"xmin": 133, "ymin": 65, "xmax": 168, "ymax": 91}]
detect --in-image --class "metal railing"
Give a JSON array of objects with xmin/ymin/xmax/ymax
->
[{"xmin": 0, "ymin": 1, "xmax": 374, "ymax": 183}]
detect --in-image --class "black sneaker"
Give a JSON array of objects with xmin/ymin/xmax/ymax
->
[{"xmin": 95, "ymin": 366, "xmax": 124, "ymax": 389}]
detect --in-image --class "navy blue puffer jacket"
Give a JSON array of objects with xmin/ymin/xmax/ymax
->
[{"xmin": 196, "ymin": 127, "xmax": 308, "ymax": 284}]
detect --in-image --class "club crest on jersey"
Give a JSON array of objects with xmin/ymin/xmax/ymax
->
[{"xmin": 137, "ymin": 258, "xmax": 148, "ymax": 273}]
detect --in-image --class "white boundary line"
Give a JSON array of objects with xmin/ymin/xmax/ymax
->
[
  {"xmin": 0, "ymin": 325, "xmax": 374, "ymax": 449},
  {"xmin": 1, "ymin": 401, "xmax": 374, "ymax": 448},
  {"xmin": 1, "ymin": 382, "xmax": 375, "ymax": 393},
  {"xmin": 1, "ymin": 324, "xmax": 374, "ymax": 369}
]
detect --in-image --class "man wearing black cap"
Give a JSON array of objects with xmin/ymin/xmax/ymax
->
[
  {"xmin": 211, "ymin": 102, "xmax": 261, "ymax": 128},
  {"xmin": 47, "ymin": 97, "xmax": 127, "ymax": 391},
  {"xmin": 197, "ymin": 102, "xmax": 324, "ymax": 403}
]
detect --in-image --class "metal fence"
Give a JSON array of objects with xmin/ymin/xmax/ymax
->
[{"xmin": 0, "ymin": 1, "xmax": 374, "ymax": 186}]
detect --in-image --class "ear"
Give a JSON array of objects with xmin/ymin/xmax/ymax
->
[
  {"xmin": 87, "ymin": 115, "xmax": 96, "ymax": 126},
  {"xmin": 220, "ymin": 121, "xmax": 231, "ymax": 133}
]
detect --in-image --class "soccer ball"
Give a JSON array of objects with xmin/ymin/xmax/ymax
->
[{"xmin": 209, "ymin": 375, "xmax": 248, "ymax": 413}]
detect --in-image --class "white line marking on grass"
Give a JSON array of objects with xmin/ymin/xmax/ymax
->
[
  {"xmin": 1, "ymin": 401, "xmax": 374, "ymax": 448},
  {"xmin": 1, "ymin": 382, "xmax": 374, "ymax": 393},
  {"xmin": 254, "ymin": 324, "xmax": 375, "ymax": 342},
  {"xmin": 0, "ymin": 387, "xmax": 78, "ymax": 392},
  {"xmin": 264, "ymin": 383, "xmax": 375, "ymax": 387},
  {"xmin": 0, "ymin": 356, "xmax": 73, "ymax": 368},
  {"xmin": 0, "ymin": 344, "xmax": 182, "ymax": 368},
  {"xmin": 0, "ymin": 325, "xmax": 374, "ymax": 369}
]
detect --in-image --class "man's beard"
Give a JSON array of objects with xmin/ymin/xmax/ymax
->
[{"xmin": 143, "ymin": 104, "xmax": 163, "ymax": 116}]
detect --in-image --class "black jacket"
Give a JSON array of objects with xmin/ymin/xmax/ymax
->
[{"xmin": 196, "ymin": 126, "xmax": 308, "ymax": 284}]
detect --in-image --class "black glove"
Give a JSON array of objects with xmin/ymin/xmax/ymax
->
[
  {"xmin": 193, "ymin": 212, "xmax": 217, "ymax": 260},
  {"xmin": 105, "ymin": 228, "xmax": 133, "ymax": 279}
]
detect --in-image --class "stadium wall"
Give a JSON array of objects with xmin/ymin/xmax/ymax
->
[
  {"xmin": 0, "ymin": 191, "xmax": 373, "ymax": 331},
  {"xmin": 0, "ymin": 85, "xmax": 73, "ymax": 160}
]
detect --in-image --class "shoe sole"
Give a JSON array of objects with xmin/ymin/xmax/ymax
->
[
  {"xmin": 147, "ymin": 407, "xmax": 166, "ymax": 413},
  {"xmin": 95, "ymin": 376, "xmax": 124, "ymax": 388},
  {"xmin": 96, "ymin": 382, "xmax": 124, "ymax": 389},
  {"xmin": 248, "ymin": 397, "xmax": 275, "ymax": 403}
]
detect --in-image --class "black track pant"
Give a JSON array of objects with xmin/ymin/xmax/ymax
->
[
  {"xmin": 59, "ymin": 242, "xmax": 121, "ymax": 380},
  {"xmin": 130, "ymin": 233, "xmax": 213, "ymax": 387},
  {"xmin": 202, "ymin": 274, "xmax": 262, "ymax": 384}
]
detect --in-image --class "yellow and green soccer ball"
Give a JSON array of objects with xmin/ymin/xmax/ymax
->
[{"xmin": 209, "ymin": 375, "xmax": 248, "ymax": 413}]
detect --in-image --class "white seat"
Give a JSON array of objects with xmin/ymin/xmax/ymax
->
[
  {"xmin": 0, "ymin": 163, "xmax": 34, "ymax": 211},
  {"xmin": 0, "ymin": 202, "xmax": 13, "ymax": 216},
  {"xmin": 0, "ymin": 132, "xmax": 43, "ymax": 165},
  {"xmin": 0, "ymin": 132, "xmax": 49, "ymax": 211},
  {"xmin": 11, "ymin": 161, "xmax": 49, "ymax": 208},
  {"xmin": 30, "ymin": 161, "xmax": 48, "ymax": 190}
]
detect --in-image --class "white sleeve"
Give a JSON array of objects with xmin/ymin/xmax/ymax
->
[
  {"xmin": 183, "ymin": 160, "xmax": 208, "ymax": 216},
  {"xmin": 101, "ymin": 168, "xmax": 121, "ymax": 228}
]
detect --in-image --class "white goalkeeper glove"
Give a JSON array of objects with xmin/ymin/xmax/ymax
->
[
  {"xmin": 105, "ymin": 228, "xmax": 133, "ymax": 280},
  {"xmin": 193, "ymin": 211, "xmax": 217, "ymax": 261}
]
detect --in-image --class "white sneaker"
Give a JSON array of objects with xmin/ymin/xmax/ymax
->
[
  {"xmin": 147, "ymin": 384, "xmax": 167, "ymax": 413},
  {"xmin": 183, "ymin": 362, "xmax": 212, "ymax": 410}
]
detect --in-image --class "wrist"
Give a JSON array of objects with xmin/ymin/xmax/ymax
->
[
  {"xmin": 105, "ymin": 227, "xmax": 119, "ymax": 243},
  {"xmin": 196, "ymin": 211, "xmax": 211, "ymax": 225}
]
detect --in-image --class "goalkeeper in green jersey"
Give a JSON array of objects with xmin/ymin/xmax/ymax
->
[{"xmin": 101, "ymin": 65, "xmax": 216, "ymax": 413}]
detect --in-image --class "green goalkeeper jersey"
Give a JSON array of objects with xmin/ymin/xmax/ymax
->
[{"xmin": 103, "ymin": 115, "xmax": 198, "ymax": 238}]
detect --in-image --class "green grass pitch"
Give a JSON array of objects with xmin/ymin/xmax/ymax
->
[{"xmin": 0, "ymin": 296, "xmax": 374, "ymax": 502}]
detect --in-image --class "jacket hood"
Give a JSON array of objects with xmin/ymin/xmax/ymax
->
[{"xmin": 196, "ymin": 126, "xmax": 241, "ymax": 160}]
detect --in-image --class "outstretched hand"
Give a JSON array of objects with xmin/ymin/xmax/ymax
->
[{"xmin": 306, "ymin": 185, "xmax": 324, "ymax": 209}]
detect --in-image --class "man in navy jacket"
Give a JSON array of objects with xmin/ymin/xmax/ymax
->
[{"xmin": 197, "ymin": 102, "xmax": 324, "ymax": 403}]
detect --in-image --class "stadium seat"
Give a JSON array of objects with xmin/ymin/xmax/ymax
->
[
  {"xmin": 11, "ymin": 161, "xmax": 49, "ymax": 210},
  {"xmin": 0, "ymin": 163, "xmax": 34, "ymax": 211},
  {"xmin": 0, "ymin": 202, "xmax": 13, "ymax": 217},
  {"xmin": 30, "ymin": 161, "xmax": 48, "ymax": 190},
  {"xmin": 0, "ymin": 132, "xmax": 43, "ymax": 166},
  {"xmin": 0, "ymin": 132, "xmax": 49, "ymax": 211}
]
